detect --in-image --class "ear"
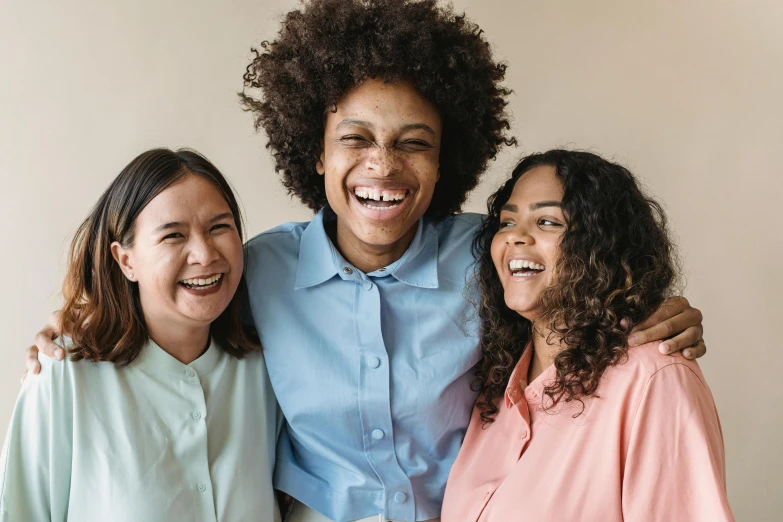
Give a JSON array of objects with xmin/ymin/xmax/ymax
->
[
  {"xmin": 110, "ymin": 242, "xmax": 136, "ymax": 281},
  {"xmin": 316, "ymin": 151, "xmax": 325, "ymax": 176}
]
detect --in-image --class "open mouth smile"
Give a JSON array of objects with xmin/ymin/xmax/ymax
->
[
  {"xmin": 178, "ymin": 273, "xmax": 223, "ymax": 290},
  {"xmin": 352, "ymin": 186, "xmax": 410, "ymax": 210},
  {"xmin": 508, "ymin": 259, "xmax": 546, "ymax": 278}
]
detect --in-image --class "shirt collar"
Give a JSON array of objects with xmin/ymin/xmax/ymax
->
[
  {"xmin": 295, "ymin": 209, "xmax": 343, "ymax": 290},
  {"xmin": 295, "ymin": 208, "xmax": 439, "ymax": 290},
  {"xmin": 131, "ymin": 337, "xmax": 222, "ymax": 381},
  {"xmin": 505, "ymin": 341, "xmax": 556, "ymax": 409},
  {"xmin": 505, "ymin": 341, "xmax": 534, "ymax": 408}
]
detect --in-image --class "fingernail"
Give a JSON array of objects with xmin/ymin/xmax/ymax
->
[
  {"xmin": 628, "ymin": 334, "xmax": 639, "ymax": 346},
  {"xmin": 683, "ymin": 349, "xmax": 692, "ymax": 359},
  {"xmin": 55, "ymin": 348, "xmax": 64, "ymax": 359},
  {"xmin": 658, "ymin": 343, "xmax": 669, "ymax": 354}
]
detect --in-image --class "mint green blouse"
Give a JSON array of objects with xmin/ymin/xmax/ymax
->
[{"xmin": 0, "ymin": 339, "xmax": 281, "ymax": 522}]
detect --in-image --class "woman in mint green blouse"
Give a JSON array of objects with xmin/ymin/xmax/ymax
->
[{"xmin": 0, "ymin": 149, "xmax": 281, "ymax": 522}]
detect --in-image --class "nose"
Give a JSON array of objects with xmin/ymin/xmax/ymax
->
[
  {"xmin": 505, "ymin": 224, "xmax": 535, "ymax": 246},
  {"xmin": 187, "ymin": 234, "xmax": 220, "ymax": 266},
  {"xmin": 366, "ymin": 145, "xmax": 401, "ymax": 177}
]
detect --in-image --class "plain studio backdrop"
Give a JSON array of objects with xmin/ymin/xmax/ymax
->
[{"xmin": 1, "ymin": 0, "xmax": 781, "ymax": 519}]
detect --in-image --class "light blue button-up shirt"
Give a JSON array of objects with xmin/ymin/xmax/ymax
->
[{"xmin": 245, "ymin": 209, "xmax": 483, "ymax": 522}]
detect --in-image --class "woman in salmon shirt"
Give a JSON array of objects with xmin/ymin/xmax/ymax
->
[{"xmin": 442, "ymin": 150, "xmax": 734, "ymax": 522}]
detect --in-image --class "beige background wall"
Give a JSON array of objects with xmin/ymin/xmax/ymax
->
[{"xmin": 1, "ymin": 0, "xmax": 781, "ymax": 519}]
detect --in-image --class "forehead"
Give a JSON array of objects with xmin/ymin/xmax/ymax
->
[
  {"xmin": 136, "ymin": 174, "xmax": 231, "ymax": 225},
  {"xmin": 327, "ymin": 78, "xmax": 441, "ymax": 130},
  {"xmin": 506, "ymin": 165, "xmax": 563, "ymax": 207}
]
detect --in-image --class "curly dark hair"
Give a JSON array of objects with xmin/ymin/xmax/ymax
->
[
  {"xmin": 239, "ymin": 0, "xmax": 515, "ymax": 219},
  {"xmin": 472, "ymin": 150, "xmax": 679, "ymax": 423}
]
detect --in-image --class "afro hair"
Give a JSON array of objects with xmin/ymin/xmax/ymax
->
[{"xmin": 240, "ymin": 0, "xmax": 515, "ymax": 219}]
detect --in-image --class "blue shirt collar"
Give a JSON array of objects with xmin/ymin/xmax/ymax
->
[{"xmin": 295, "ymin": 208, "xmax": 440, "ymax": 290}]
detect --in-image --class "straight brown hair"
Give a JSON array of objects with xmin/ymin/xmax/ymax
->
[{"xmin": 60, "ymin": 148, "xmax": 259, "ymax": 365}]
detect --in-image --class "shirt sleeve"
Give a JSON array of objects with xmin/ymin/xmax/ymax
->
[
  {"xmin": 622, "ymin": 362, "xmax": 735, "ymax": 522},
  {"xmin": 0, "ymin": 358, "xmax": 74, "ymax": 522}
]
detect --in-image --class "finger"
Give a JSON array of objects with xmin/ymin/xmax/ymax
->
[
  {"xmin": 632, "ymin": 296, "xmax": 690, "ymax": 334},
  {"xmin": 25, "ymin": 346, "xmax": 42, "ymax": 374},
  {"xmin": 682, "ymin": 339, "xmax": 707, "ymax": 360},
  {"xmin": 657, "ymin": 325, "xmax": 704, "ymax": 355},
  {"xmin": 34, "ymin": 327, "xmax": 64, "ymax": 359},
  {"xmin": 629, "ymin": 306, "xmax": 702, "ymax": 347}
]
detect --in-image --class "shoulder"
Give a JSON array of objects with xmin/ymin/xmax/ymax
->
[
  {"xmin": 625, "ymin": 342, "xmax": 709, "ymax": 388},
  {"xmin": 435, "ymin": 212, "xmax": 484, "ymax": 238},
  {"xmin": 27, "ymin": 351, "xmax": 116, "ymax": 398},
  {"xmin": 595, "ymin": 343, "xmax": 714, "ymax": 419},
  {"xmin": 245, "ymin": 220, "xmax": 311, "ymax": 247},
  {"xmin": 433, "ymin": 212, "xmax": 484, "ymax": 259}
]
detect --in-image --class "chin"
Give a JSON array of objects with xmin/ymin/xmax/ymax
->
[{"xmin": 504, "ymin": 299, "xmax": 539, "ymax": 321}]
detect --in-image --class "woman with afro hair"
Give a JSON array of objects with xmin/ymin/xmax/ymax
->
[{"xmin": 25, "ymin": 1, "xmax": 709, "ymax": 521}]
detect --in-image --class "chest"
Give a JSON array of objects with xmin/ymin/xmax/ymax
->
[
  {"xmin": 64, "ymin": 363, "xmax": 277, "ymax": 522},
  {"xmin": 255, "ymin": 275, "xmax": 482, "ymax": 420}
]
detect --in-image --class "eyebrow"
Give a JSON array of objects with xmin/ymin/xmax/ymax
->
[
  {"xmin": 500, "ymin": 201, "xmax": 562, "ymax": 213},
  {"xmin": 335, "ymin": 119, "xmax": 436, "ymax": 136},
  {"xmin": 529, "ymin": 201, "xmax": 562, "ymax": 211},
  {"xmin": 152, "ymin": 213, "xmax": 234, "ymax": 234}
]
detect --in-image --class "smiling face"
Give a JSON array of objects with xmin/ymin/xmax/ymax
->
[
  {"xmin": 111, "ymin": 173, "xmax": 244, "ymax": 334},
  {"xmin": 317, "ymin": 78, "xmax": 442, "ymax": 265},
  {"xmin": 490, "ymin": 165, "xmax": 566, "ymax": 321}
]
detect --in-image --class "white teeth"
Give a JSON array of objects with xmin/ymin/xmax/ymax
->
[
  {"xmin": 354, "ymin": 188, "xmax": 407, "ymax": 202},
  {"xmin": 180, "ymin": 274, "xmax": 223, "ymax": 286},
  {"xmin": 363, "ymin": 202, "xmax": 400, "ymax": 210},
  {"xmin": 508, "ymin": 260, "xmax": 545, "ymax": 272}
]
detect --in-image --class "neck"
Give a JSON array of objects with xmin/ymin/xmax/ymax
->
[
  {"xmin": 145, "ymin": 316, "xmax": 211, "ymax": 365},
  {"xmin": 528, "ymin": 322, "xmax": 562, "ymax": 383},
  {"xmin": 331, "ymin": 219, "xmax": 418, "ymax": 274}
]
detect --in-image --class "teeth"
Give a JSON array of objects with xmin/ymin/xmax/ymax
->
[
  {"xmin": 362, "ymin": 202, "xmax": 401, "ymax": 210},
  {"xmin": 354, "ymin": 188, "xmax": 407, "ymax": 202},
  {"xmin": 508, "ymin": 260, "xmax": 545, "ymax": 271},
  {"xmin": 180, "ymin": 274, "xmax": 223, "ymax": 286}
]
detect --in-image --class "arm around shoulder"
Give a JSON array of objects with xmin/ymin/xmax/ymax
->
[
  {"xmin": 0, "ymin": 357, "xmax": 74, "ymax": 521},
  {"xmin": 622, "ymin": 362, "xmax": 735, "ymax": 522}
]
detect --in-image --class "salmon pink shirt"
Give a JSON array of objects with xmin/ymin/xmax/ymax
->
[{"xmin": 442, "ymin": 342, "xmax": 734, "ymax": 522}]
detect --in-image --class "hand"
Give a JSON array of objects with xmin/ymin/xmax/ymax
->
[
  {"xmin": 22, "ymin": 312, "xmax": 65, "ymax": 383},
  {"xmin": 626, "ymin": 296, "xmax": 706, "ymax": 360}
]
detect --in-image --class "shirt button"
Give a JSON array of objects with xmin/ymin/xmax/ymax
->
[
  {"xmin": 371, "ymin": 429, "xmax": 385, "ymax": 440},
  {"xmin": 185, "ymin": 369, "xmax": 195, "ymax": 378},
  {"xmin": 394, "ymin": 492, "xmax": 407, "ymax": 503},
  {"xmin": 197, "ymin": 482, "xmax": 207, "ymax": 493},
  {"xmin": 521, "ymin": 430, "xmax": 528, "ymax": 438},
  {"xmin": 378, "ymin": 267, "xmax": 386, "ymax": 272},
  {"xmin": 343, "ymin": 267, "xmax": 353, "ymax": 274},
  {"xmin": 192, "ymin": 411, "xmax": 202, "ymax": 420},
  {"xmin": 367, "ymin": 356, "xmax": 381, "ymax": 369}
]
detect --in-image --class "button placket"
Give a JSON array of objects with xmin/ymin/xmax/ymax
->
[
  {"xmin": 355, "ymin": 282, "xmax": 415, "ymax": 521},
  {"xmin": 180, "ymin": 370, "xmax": 214, "ymax": 519}
]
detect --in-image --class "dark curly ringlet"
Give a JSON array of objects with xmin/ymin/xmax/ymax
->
[
  {"xmin": 472, "ymin": 150, "xmax": 679, "ymax": 423},
  {"xmin": 239, "ymin": 0, "xmax": 515, "ymax": 219}
]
